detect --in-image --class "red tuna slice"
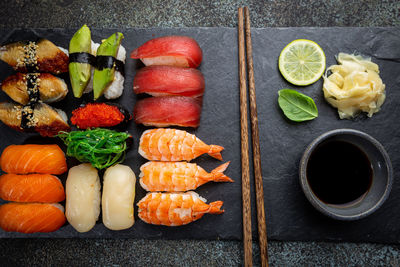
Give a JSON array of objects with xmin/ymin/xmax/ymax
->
[
  {"xmin": 133, "ymin": 66, "xmax": 205, "ymax": 97},
  {"xmin": 130, "ymin": 36, "xmax": 203, "ymax": 68},
  {"xmin": 134, "ymin": 96, "xmax": 201, "ymax": 128}
]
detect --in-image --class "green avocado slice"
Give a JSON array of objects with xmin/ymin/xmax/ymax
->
[
  {"xmin": 93, "ymin": 32, "xmax": 124, "ymax": 100},
  {"xmin": 69, "ymin": 24, "xmax": 92, "ymax": 98}
]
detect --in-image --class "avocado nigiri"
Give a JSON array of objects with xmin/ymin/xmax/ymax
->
[
  {"xmin": 69, "ymin": 24, "xmax": 92, "ymax": 98},
  {"xmin": 93, "ymin": 32, "xmax": 124, "ymax": 100}
]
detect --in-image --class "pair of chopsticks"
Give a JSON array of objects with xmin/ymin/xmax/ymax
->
[{"xmin": 238, "ymin": 7, "xmax": 269, "ymax": 267}]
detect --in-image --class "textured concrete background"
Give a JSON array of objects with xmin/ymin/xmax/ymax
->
[
  {"xmin": 0, "ymin": 0, "xmax": 400, "ymax": 266},
  {"xmin": 0, "ymin": 0, "xmax": 399, "ymax": 28}
]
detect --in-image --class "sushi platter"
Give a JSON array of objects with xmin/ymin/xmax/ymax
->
[{"xmin": 0, "ymin": 27, "xmax": 400, "ymax": 243}]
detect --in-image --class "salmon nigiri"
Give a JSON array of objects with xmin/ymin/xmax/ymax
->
[
  {"xmin": 139, "ymin": 161, "xmax": 233, "ymax": 192},
  {"xmin": 134, "ymin": 96, "xmax": 201, "ymax": 128},
  {"xmin": 137, "ymin": 192, "xmax": 223, "ymax": 226},
  {"xmin": 130, "ymin": 36, "xmax": 203, "ymax": 68},
  {"xmin": 0, "ymin": 173, "xmax": 65, "ymax": 202},
  {"xmin": 0, "ymin": 203, "xmax": 66, "ymax": 233},
  {"xmin": 133, "ymin": 66, "xmax": 205, "ymax": 97},
  {"xmin": 0, "ymin": 144, "xmax": 67, "ymax": 175},
  {"xmin": 138, "ymin": 128, "xmax": 224, "ymax": 161}
]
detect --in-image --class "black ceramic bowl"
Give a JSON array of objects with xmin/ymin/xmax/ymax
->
[{"xmin": 299, "ymin": 129, "xmax": 393, "ymax": 220}]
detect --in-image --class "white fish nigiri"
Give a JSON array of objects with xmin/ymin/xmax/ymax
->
[
  {"xmin": 102, "ymin": 164, "xmax": 136, "ymax": 230},
  {"xmin": 65, "ymin": 163, "xmax": 100, "ymax": 233}
]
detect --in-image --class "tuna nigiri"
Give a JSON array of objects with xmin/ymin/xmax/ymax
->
[
  {"xmin": 0, "ymin": 102, "xmax": 70, "ymax": 137},
  {"xmin": 0, "ymin": 203, "xmax": 66, "ymax": 233},
  {"xmin": 137, "ymin": 191, "xmax": 223, "ymax": 226},
  {"xmin": 0, "ymin": 39, "xmax": 69, "ymax": 74},
  {"xmin": 133, "ymin": 66, "xmax": 205, "ymax": 97},
  {"xmin": 134, "ymin": 96, "xmax": 201, "ymax": 128},
  {"xmin": 139, "ymin": 161, "xmax": 233, "ymax": 192},
  {"xmin": 130, "ymin": 36, "xmax": 202, "ymax": 68},
  {"xmin": 0, "ymin": 173, "xmax": 65, "ymax": 202},
  {"xmin": 1, "ymin": 73, "xmax": 68, "ymax": 105},
  {"xmin": 0, "ymin": 144, "xmax": 67, "ymax": 175},
  {"xmin": 139, "ymin": 128, "xmax": 224, "ymax": 161}
]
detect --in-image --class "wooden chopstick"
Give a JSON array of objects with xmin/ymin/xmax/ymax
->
[
  {"xmin": 244, "ymin": 6, "xmax": 269, "ymax": 267},
  {"xmin": 238, "ymin": 7, "xmax": 253, "ymax": 267}
]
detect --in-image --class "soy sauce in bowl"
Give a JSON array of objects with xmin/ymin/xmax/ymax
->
[{"xmin": 307, "ymin": 140, "xmax": 373, "ymax": 205}]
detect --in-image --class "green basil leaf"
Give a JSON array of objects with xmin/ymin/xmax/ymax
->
[{"xmin": 278, "ymin": 89, "xmax": 318, "ymax": 122}]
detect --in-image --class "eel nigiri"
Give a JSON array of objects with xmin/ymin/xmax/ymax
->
[
  {"xmin": 0, "ymin": 144, "xmax": 67, "ymax": 175},
  {"xmin": 139, "ymin": 128, "xmax": 224, "ymax": 161},
  {"xmin": 93, "ymin": 32, "xmax": 124, "ymax": 100},
  {"xmin": 134, "ymin": 96, "xmax": 201, "ymax": 128},
  {"xmin": 0, "ymin": 102, "xmax": 70, "ymax": 137},
  {"xmin": 71, "ymin": 102, "xmax": 130, "ymax": 129},
  {"xmin": 0, "ymin": 39, "xmax": 69, "ymax": 74},
  {"xmin": 133, "ymin": 66, "xmax": 205, "ymax": 97},
  {"xmin": 130, "ymin": 35, "xmax": 202, "ymax": 68},
  {"xmin": 102, "ymin": 164, "xmax": 136, "ymax": 231},
  {"xmin": 69, "ymin": 24, "xmax": 93, "ymax": 98},
  {"xmin": 0, "ymin": 173, "xmax": 65, "ymax": 202},
  {"xmin": 0, "ymin": 203, "xmax": 66, "ymax": 233},
  {"xmin": 139, "ymin": 161, "xmax": 233, "ymax": 192},
  {"xmin": 1, "ymin": 73, "xmax": 68, "ymax": 105},
  {"xmin": 137, "ymin": 191, "xmax": 223, "ymax": 226},
  {"xmin": 65, "ymin": 164, "xmax": 100, "ymax": 233}
]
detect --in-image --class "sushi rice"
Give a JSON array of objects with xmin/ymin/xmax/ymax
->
[{"xmin": 58, "ymin": 46, "xmax": 69, "ymax": 56}]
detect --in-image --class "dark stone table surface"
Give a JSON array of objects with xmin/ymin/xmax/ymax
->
[{"xmin": 0, "ymin": 1, "xmax": 399, "ymax": 266}]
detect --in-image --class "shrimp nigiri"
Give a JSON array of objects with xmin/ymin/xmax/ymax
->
[
  {"xmin": 138, "ymin": 128, "xmax": 224, "ymax": 161},
  {"xmin": 0, "ymin": 203, "xmax": 66, "ymax": 233},
  {"xmin": 137, "ymin": 192, "xmax": 223, "ymax": 226},
  {"xmin": 0, "ymin": 144, "xmax": 67, "ymax": 175},
  {"xmin": 130, "ymin": 35, "xmax": 202, "ymax": 68},
  {"xmin": 139, "ymin": 161, "xmax": 233, "ymax": 192},
  {"xmin": 0, "ymin": 173, "xmax": 65, "ymax": 202}
]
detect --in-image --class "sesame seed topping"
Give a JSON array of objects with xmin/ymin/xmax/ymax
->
[{"xmin": 17, "ymin": 41, "xmax": 38, "ymax": 71}]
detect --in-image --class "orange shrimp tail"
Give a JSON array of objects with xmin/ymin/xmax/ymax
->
[
  {"xmin": 208, "ymin": 201, "xmax": 224, "ymax": 214},
  {"xmin": 208, "ymin": 145, "xmax": 224, "ymax": 160},
  {"xmin": 211, "ymin": 162, "xmax": 233, "ymax": 182}
]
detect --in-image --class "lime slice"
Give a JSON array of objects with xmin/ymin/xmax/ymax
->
[{"xmin": 278, "ymin": 39, "xmax": 326, "ymax": 86}]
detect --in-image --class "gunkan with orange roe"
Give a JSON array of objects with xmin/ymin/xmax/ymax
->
[{"xmin": 71, "ymin": 103, "xmax": 130, "ymax": 129}]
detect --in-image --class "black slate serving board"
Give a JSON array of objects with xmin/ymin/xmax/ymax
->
[
  {"xmin": 253, "ymin": 27, "xmax": 400, "ymax": 244},
  {"xmin": 0, "ymin": 27, "xmax": 241, "ymax": 240},
  {"xmin": 0, "ymin": 27, "xmax": 399, "ymax": 243}
]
